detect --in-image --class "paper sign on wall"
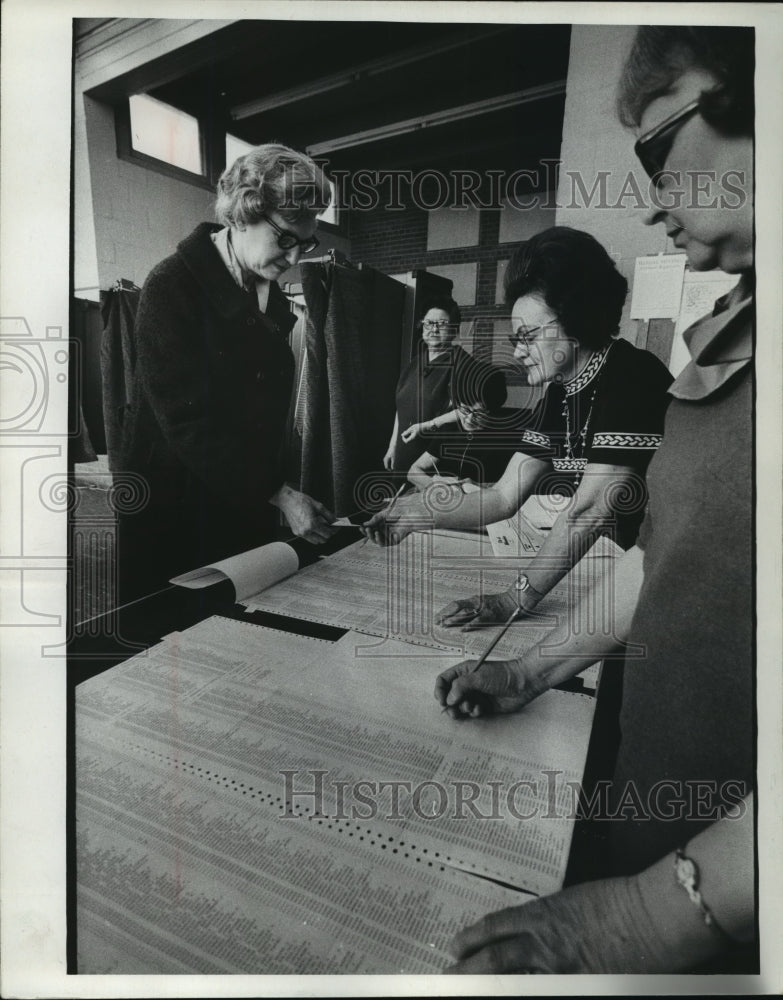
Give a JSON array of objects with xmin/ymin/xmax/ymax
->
[{"xmin": 630, "ymin": 254, "xmax": 687, "ymax": 320}]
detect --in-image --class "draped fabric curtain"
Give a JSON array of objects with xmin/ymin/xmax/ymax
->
[
  {"xmin": 100, "ymin": 284, "xmax": 140, "ymax": 471},
  {"xmin": 299, "ymin": 262, "xmax": 405, "ymax": 514}
]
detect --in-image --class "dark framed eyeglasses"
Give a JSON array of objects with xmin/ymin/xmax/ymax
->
[
  {"xmin": 634, "ymin": 98, "xmax": 701, "ymax": 183},
  {"xmin": 262, "ymin": 214, "xmax": 320, "ymax": 254},
  {"xmin": 421, "ymin": 320, "xmax": 458, "ymax": 331},
  {"xmin": 456, "ymin": 402, "xmax": 489, "ymax": 417},
  {"xmin": 507, "ymin": 323, "xmax": 550, "ymax": 349}
]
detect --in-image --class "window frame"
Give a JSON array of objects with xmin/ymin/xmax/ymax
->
[
  {"xmin": 114, "ymin": 96, "xmax": 348, "ymax": 236},
  {"xmin": 115, "ymin": 97, "xmax": 225, "ymax": 191}
]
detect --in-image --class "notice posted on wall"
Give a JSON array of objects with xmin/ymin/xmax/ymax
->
[{"xmin": 629, "ymin": 253, "xmax": 687, "ymax": 320}]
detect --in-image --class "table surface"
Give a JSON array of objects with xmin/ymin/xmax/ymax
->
[{"xmin": 70, "ymin": 529, "xmax": 606, "ymax": 975}]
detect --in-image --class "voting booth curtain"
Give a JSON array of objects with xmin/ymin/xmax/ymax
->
[
  {"xmin": 99, "ymin": 282, "xmax": 140, "ymax": 472},
  {"xmin": 298, "ymin": 261, "xmax": 405, "ymax": 514}
]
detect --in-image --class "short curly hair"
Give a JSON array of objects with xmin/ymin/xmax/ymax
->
[
  {"xmin": 420, "ymin": 296, "xmax": 461, "ymax": 328},
  {"xmin": 215, "ymin": 142, "xmax": 331, "ymax": 228},
  {"xmin": 504, "ymin": 227, "xmax": 628, "ymax": 350},
  {"xmin": 616, "ymin": 26, "xmax": 754, "ymax": 136}
]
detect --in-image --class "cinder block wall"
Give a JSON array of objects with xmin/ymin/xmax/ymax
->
[{"xmin": 81, "ymin": 95, "xmax": 215, "ymax": 295}]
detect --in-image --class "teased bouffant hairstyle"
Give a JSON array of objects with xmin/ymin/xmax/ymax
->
[
  {"xmin": 420, "ymin": 296, "xmax": 462, "ymax": 328},
  {"xmin": 451, "ymin": 357, "xmax": 507, "ymax": 413},
  {"xmin": 215, "ymin": 142, "xmax": 331, "ymax": 227},
  {"xmin": 617, "ymin": 26, "xmax": 754, "ymax": 136},
  {"xmin": 504, "ymin": 227, "xmax": 628, "ymax": 349}
]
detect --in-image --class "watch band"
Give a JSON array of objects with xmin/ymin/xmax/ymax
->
[
  {"xmin": 674, "ymin": 848, "xmax": 724, "ymax": 932},
  {"xmin": 515, "ymin": 573, "xmax": 544, "ymax": 607}
]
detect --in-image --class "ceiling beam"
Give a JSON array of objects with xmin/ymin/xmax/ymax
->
[
  {"xmin": 77, "ymin": 19, "xmax": 236, "ymax": 96},
  {"xmin": 306, "ymin": 81, "xmax": 566, "ymax": 157},
  {"xmin": 230, "ymin": 27, "xmax": 508, "ymax": 120}
]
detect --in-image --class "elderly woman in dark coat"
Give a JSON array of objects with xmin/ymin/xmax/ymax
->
[{"xmin": 118, "ymin": 143, "xmax": 336, "ymax": 601}]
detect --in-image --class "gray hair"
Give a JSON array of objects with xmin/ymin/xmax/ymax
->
[{"xmin": 215, "ymin": 142, "xmax": 331, "ymax": 227}]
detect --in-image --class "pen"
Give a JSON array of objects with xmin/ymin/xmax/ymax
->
[
  {"xmin": 359, "ymin": 483, "xmax": 408, "ymax": 546},
  {"xmin": 384, "ymin": 482, "xmax": 408, "ymax": 516},
  {"xmin": 441, "ymin": 604, "xmax": 522, "ymax": 713}
]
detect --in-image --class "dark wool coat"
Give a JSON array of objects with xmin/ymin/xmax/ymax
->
[{"xmin": 118, "ymin": 222, "xmax": 297, "ymax": 599}]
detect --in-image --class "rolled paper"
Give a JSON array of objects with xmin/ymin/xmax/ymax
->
[{"xmin": 170, "ymin": 541, "xmax": 299, "ymax": 601}]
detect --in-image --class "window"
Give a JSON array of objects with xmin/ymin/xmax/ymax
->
[
  {"xmin": 128, "ymin": 94, "xmax": 203, "ymax": 175},
  {"xmin": 225, "ymin": 133, "xmax": 255, "ymax": 167}
]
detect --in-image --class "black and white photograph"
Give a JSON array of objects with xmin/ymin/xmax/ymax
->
[{"xmin": 1, "ymin": 1, "xmax": 782, "ymax": 995}]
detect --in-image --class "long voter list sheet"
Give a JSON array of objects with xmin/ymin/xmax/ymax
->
[{"xmin": 76, "ymin": 617, "xmax": 552, "ymax": 975}]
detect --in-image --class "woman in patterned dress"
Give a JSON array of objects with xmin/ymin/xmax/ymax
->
[{"xmin": 363, "ymin": 226, "xmax": 673, "ymax": 626}]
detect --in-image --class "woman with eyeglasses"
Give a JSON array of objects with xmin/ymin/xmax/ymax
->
[
  {"xmin": 437, "ymin": 27, "xmax": 756, "ymax": 974},
  {"xmin": 364, "ymin": 227, "xmax": 673, "ymax": 623},
  {"xmin": 118, "ymin": 143, "xmax": 338, "ymax": 602},
  {"xmin": 406, "ymin": 357, "xmax": 519, "ymax": 491},
  {"xmin": 383, "ymin": 297, "xmax": 471, "ymax": 473}
]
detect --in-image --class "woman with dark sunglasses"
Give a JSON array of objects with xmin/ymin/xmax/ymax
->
[
  {"xmin": 117, "ymin": 143, "xmax": 338, "ymax": 602},
  {"xmin": 437, "ymin": 27, "xmax": 757, "ymax": 975}
]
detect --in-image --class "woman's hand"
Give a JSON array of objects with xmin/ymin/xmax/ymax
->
[
  {"xmin": 271, "ymin": 486, "xmax": 337, "ymax": 544},
  {"xmin": 359, "ymin": 493, "xmax": 432, "ymax": 546},
  {"xmin": 434, "ymin": 657, "xmax": 543, "ymax": 718},
  {"xmin": 401, "ymin": 421, "xmax": 430, "ymax": 444},
  {"xmin": 443, "ymin": 876, "xmax": 676, "ymax": 974},
  {"xmin": 382, "ymin": 445, "xmax": 396, "ymax": 471},
  {"xmin": 436, "ymin": 587, "xmax": 522, "ymax": 631}
]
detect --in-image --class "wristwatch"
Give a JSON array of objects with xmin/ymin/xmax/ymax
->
[{"xmin": 515, "ymin": 573, "xmax": 543, "ymax": 609}]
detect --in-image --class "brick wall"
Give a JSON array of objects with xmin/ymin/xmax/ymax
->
[{"xmin": 349, "ymin": 202, "xmax": 551, "ymax": 362}]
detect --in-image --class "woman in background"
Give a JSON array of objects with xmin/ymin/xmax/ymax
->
[
  {"xmin": 383, "ymin": 297, "xmax": 471, "ymax": 473},
  {"xmin": 365, "ymin": 227, "xmax": 673, "ymax": 625},
  {"xmin": 406, "ymin": 358, "xmax": 516, "ymax": 490},
  {"xmin": 119, "ymin": 143, "xmax": 337, "ymax": 602}
]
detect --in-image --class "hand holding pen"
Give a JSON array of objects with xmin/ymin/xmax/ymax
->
[
  {"xmin": 435, "ymin": 571, "xmax": 544, "ymax": 717},
  {"xmin": 359, "ymin": 482, "xmax": 429, "ymax": 547}
]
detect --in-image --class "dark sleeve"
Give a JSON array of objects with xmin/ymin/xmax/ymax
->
[
  {"xmin": 586, "ymin": 349, "xmax": 674, "ymax": 471},
  {"xmin": 516, "ymin": 387, "xmax": 560, "ymax": 461},
  {"xmin": 394, "ymin": 358, "xmax": 419, "ymax": 427},
  {"xmin": 636, "ymin": 506, "xmax": 652, "ymax": 551},
  {"xmin": 415, "ymin": 430, "xmax": 453, "ymax": 473},
  {"xmin": 134, "ymin": 264, "xmax": 288, "ymax": 507}
]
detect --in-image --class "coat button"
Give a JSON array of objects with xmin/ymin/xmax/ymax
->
[
  {"xmin": 247, "ymin": 317, "xmax": 256, "ymax": 326},
  {"xmin": 256, "ymin": 371, "xmax": 264, "ymax": 382}
]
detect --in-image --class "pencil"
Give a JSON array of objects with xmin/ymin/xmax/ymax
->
[
  {"xmin": 442, "ymin": 605, "xmax": 521, "ymax": 712},
  {"xmin": 359, "ymin": 483, "xmax": 408, "ymax": 546},
  {"xmin": 384, "ymin": 482, "xmax": 408, "ymax": 516}
]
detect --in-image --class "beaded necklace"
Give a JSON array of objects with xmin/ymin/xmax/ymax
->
[
  {"xmin": 559, "ymin": 344, "xmax": 612, "ymax": 485},
  {"xmin": 560, "ymin": 390, "xmax": 598, "ymax": 484}
]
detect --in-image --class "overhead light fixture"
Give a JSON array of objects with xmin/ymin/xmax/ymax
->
[
  {"xmin": 306, "ymin": 81, "xmax": 566, "ymax": 157},
  {"xmin": 230, "ymin": 28, "xmax": 508, "ymax": 120}
]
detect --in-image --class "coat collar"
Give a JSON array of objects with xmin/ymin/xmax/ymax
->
[
  {"xmin": 669, "ymin": 276, "xmax": 753, "ymax": 401},
  {"xmin": 177, "ymin": 222, "xmax": 297, "ymax": 337}
]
